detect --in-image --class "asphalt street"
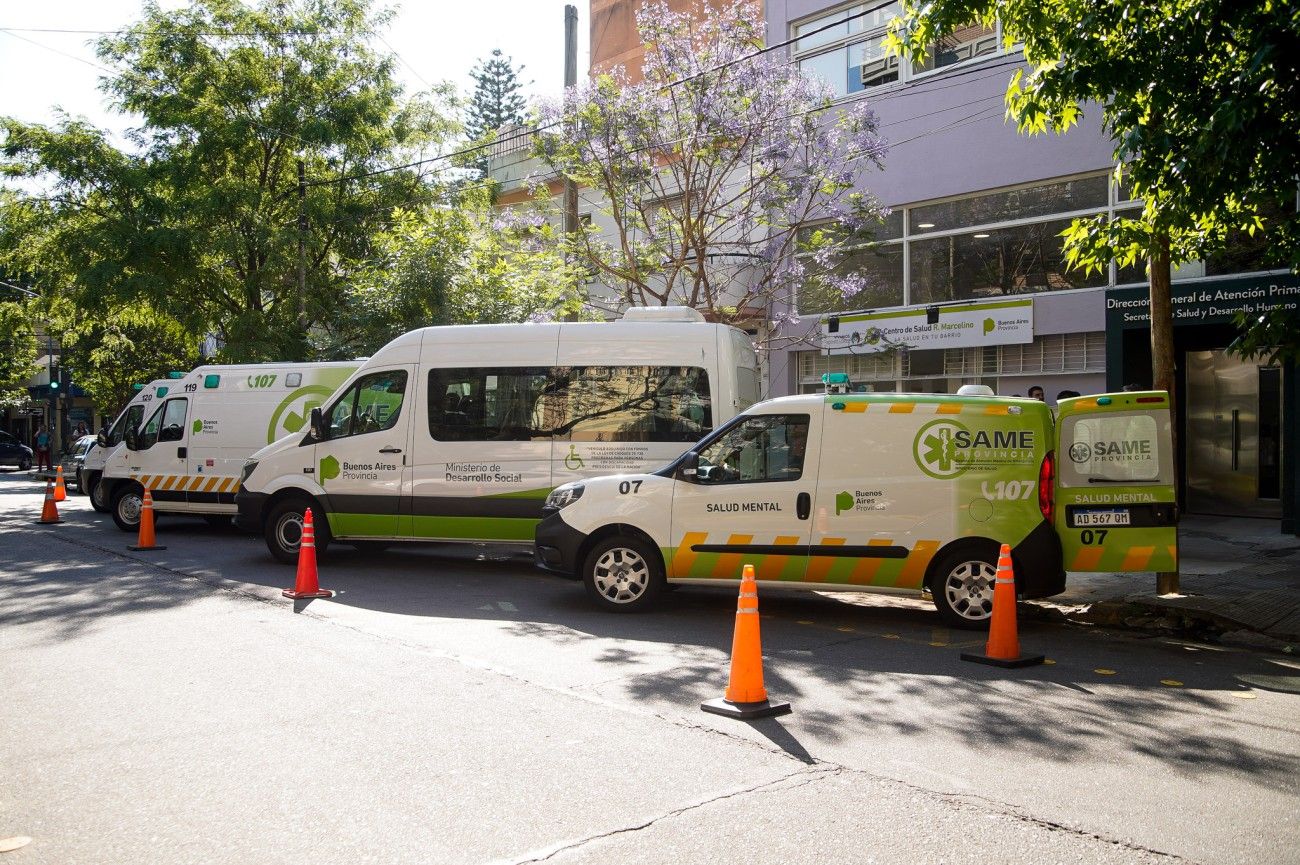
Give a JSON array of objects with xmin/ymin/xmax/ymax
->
[{"xmin": 2, "ymin": 471, "xmax": 1297, "ymax": 865}]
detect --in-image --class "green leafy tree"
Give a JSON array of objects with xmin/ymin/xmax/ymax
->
[
  {"xmin": 324, "ymin": 186, "xmax": 587, "ymax": 357},
  {"xmin": 465, "ymin": 49, "xmax": 531, "ymax": 174},
  {"xmin": 0, "ymin": 300, "xmax": 38, "ymax": 408},
  {"xmin": 55, "ymin": 303, "xmax": 199, "ymax": 420},
  {"xmin": 0, "ymin": 0, "xmax": 459, "ymax": 362}
]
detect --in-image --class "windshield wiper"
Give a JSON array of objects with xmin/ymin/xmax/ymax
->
[{"xmin": 1088, "ymin": 476, "xmax": 1159, "ymax": 484}]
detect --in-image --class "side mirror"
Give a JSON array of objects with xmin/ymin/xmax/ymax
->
[
  {"xmin": 96, "ymin": 430, "xmax": 108, "ymax": 447},
  {"xmin": 678, "ymin": 451, "xmax": 700, "ymax": 481},
  {"xmin": 124, "ymin": 422, "xmax": 139, "ymax": 451},
  {"xmin": 309, "ymin": 407, "xmax": 327, "ymax": 442}
]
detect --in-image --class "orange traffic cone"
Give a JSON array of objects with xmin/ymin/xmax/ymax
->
[
  {"xmin": 282, "ymin": 508, "xmax": 332, "ymax": 599},
  {"xmin": 701, "ymin": 564, "xmax": 791, "ymax": 719},
  {"xmin": 128, "ymin": 487, "xmax": 166, "ymax": 551},
  {"xmin": 53, "ymin": 466, "xmax": 67, "ymax": 502},
  {"xmin": 961, "ymin": 543, "xmax": 1044, "ymax": 668},
  {"xmin": 35, "ymin": 480, "xmax": 63, "ymax": 525}
]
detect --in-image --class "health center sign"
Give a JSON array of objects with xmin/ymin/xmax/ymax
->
[{"xmin": 822, "ymin": 298, "xmax": 1034, "ymax": 354}]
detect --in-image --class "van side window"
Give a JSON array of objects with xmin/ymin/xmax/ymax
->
[
  {"xmin": 695, "ymin": 414, "xmax": 810, "ymax": 484},
  {"xmin": 327, "ymin": 371, "xmax": 408, "ymax": 439},
  {"xmin": 428, "ymin": 368, "xmax": 553, "ymax": 442},
  {"xmin": 426, "ymin": 366, "xmax": 713, "ymax": 443},
  {"xmin": 556, "ymin": 366, "xmax": 712, "ymax": 443}
]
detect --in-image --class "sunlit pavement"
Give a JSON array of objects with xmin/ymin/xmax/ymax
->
[{"xmin": 2, "ymin": 470, "xmax": 1297, "ymax": 865}]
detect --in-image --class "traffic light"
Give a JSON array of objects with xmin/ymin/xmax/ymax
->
[{"xmin": 48, "ymin": 365, "xmax": 60, "ymax": 395}]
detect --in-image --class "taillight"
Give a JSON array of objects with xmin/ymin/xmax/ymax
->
[{"xmin": 1038, "ymin": 450, "xmax": 1055, "ymax": 523}]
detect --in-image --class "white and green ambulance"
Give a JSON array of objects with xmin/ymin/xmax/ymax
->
[
  {"xmin": 80, "ymin": 377, "xmax": 171, "ymax": 511},
  {"xmin": 535, "ymin": 385, "xmax": 1177, "ymax": 628},
  {"xmin": 235, "ymin": 307, "xmax": 760, "ymax": 563},
  {"xmin": 100, "ymin": 362, "xmax": 361, "ymax": 532}
]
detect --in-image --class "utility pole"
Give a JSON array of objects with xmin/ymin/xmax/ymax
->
[{"xmin": 562, "ymin": 4, "xmax": 579, "ymax": 239}]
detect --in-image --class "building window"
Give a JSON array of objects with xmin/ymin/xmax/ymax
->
[{"xmin": 793, "ymin": 2, "xmax": 1000, "ymax": 98}]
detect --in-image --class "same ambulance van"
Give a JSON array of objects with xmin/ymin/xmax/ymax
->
[
  {"xmin": 235, "ymin": 307, "xmax": 760, "ymax": 563},
  {"xmin": 535, "ymin": 386, "xmax": 1178, "ymax": 628},
  {"xmin": 80, "ymin": 378, "xmax": 170, "ymax": 512},
  {"xmin": 100, "ymin": 362, "xmax": 361, "ymax": 532}
]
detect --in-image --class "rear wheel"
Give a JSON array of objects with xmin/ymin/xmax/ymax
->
[
  {"xmin": 88, "ymin": 472, "xmax": 109, "ymax": 512},
  {"xmin": 18, "ymin": 456, "xmax": 31, "ymax": 472},
  {"xmin": 582, "ymin": 534, "xmax": 665, "ymax": 612},
  {"xmin": 265, "ymin": 498, "xmax": 331, "ymax": 564},
  {"xmin": 111, "ymin": 483, "xmax": 145, "ymax": 533},
  {"xmin": 929, "ymin": 541, "xmax": 1000, "ymax": 629}
]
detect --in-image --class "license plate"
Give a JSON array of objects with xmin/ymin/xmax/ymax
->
[{"xmin": 1073, "ymin": 509, "xmax": 1131, "ymax": 527}]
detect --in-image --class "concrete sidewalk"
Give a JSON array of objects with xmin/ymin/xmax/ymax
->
[{"xmin": 1034, "ymin": 515, "xmax": 1300, "ymax": 646}]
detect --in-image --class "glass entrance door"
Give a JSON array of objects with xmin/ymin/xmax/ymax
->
[{"xmin": 1185, "ymin": 349, "xmax": 1283, "ymax": 518}]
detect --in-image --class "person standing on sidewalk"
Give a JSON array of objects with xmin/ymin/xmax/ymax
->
[{"xmin": 33, "ymin": 424, "xmax": 52, "ymax": 471}]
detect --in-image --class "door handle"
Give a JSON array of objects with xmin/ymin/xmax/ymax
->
[
  {"xmin": 796, "ymin": 492, "xmax": 811, "ymax": 520},
  {"xmin": 379, "ymin": 446, "xmax": 403, "ymax": 454},
  {"xmin": 177, "ymin": 447, "xmax": 187, "ymax": 458},
  {"xmin": 1230, "ymin": 409, "xmax": 1240, "ymax": 471}
]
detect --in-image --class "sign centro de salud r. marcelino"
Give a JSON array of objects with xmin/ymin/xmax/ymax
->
[
  {"xmin": 822, "ymin": 298, "xmax": 1034, "ymax": 355},
  {"xmin": 1105, "ymin": 273, "xmax": 1300, "ymax": 331}
]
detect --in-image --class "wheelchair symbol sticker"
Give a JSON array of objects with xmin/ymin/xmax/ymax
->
[{"xmin": 564, "ymin": 445, "xmax": 584, "ymax": 471}]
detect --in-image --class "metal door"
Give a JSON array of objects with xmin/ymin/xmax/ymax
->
[{"xmin": 1185, "ymin": 350, "xmax": 1282, "ymax": 518}]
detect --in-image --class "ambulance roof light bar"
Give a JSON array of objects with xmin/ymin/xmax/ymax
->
[{"xmin": 822, "ymin": 372, "xmax": 851, "ymax": 394}]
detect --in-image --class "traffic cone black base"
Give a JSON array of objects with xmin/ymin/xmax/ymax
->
[
  {"xmin": 960, "ymin": 650, "xmax": 1044, "ymax": 668},
  {"xmin": 128, "ymin": 543, "xmax": 167, "ymax": 551},
  {"xmin": 701, "ymin": 697, "xmax": 792, "ymax": 720},
  {"xmin": 35, "ymin": 518, "xmax": 64, "ymax": 525}
]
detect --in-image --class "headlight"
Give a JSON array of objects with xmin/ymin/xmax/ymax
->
[
  {"xmin": 239, "ymin": 460, "xmax": 259, "ymax": 484},
  {"xmin": 544, "ymin": 482, "xmax": 584, "ymax": 511}
]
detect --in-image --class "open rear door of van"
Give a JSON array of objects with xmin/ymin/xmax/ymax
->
[{"xmin": 1054, "ymin": 391, "xmax": 1178, "ymax": 573}]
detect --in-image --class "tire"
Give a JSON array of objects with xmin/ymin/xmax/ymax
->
[
  {"xmin": 88, "ymin": 472, "xmax": 109, "ymax": 512},
  {"xmin": 71, "ymin": 469, "xmax": 85, "ymax": 495},
  {"xmin": 929, "ymin": 540, "xmax": 1001, "ymax": 630},
  {"xmin": 18, "ymin": 457, "xmax": 31, "ymax": 472},
  {"xmin": 111, "ymin": 483, "xmax": 145, "ymax": 533},
  {"xmin": 264, "ymin": 498, "xmax": 331, "ymax": 565},
  {"xmin": 582, "ymin": 534, "xmax": 666, "ymax": 612}
]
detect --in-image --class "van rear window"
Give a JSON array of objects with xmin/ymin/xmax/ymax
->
[{"xmin": 1059, "ymin": 411, "xmax": 1173, "ymax": 486}]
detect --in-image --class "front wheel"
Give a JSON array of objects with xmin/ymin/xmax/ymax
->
[
  {"xmin": 929, "ymin": 541, "xmax": 1000, "ymax": 630},
  {"xmin": 582, "ymin": 534, "xmax": 665, "ymax": 612},
  {"xmin": 264, "ymin": 498, "xmax": 331, "ymax": 564},
  {"xmin": 111, "ymin": 483, "xmax": 145, "ymax": 533},
  {"xmin": 88, "ymin": 473, "xmax": 109, "ymax": 512}
]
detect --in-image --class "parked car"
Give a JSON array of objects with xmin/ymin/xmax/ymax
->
[
  {"xmin": 64, "ymin": 434, "xmax": 97, "ymax": 494},
  {"xmin": 0, "ymin": 430, "xmax": 34, "ymax": 471}
]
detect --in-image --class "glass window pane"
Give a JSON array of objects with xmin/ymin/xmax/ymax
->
[
  {"xmin": 798, "ymin": 242, "xmax": 904, "ymax": 314},
  {"xmin": 353, "ymin": 372, "xmax": 406, "ymax": 435},
  {"xmin": 1206, "ymin": 202, "xmax": 1292, "ymax": 276},
  {"xmin": 555, "ymin": 366, "xmax": 712, "ymax": 443},
  {"xmin": 697, "ymin": 414, "xmax": 810, "ymax": 484},
  {"xmin": 910, "ymin": 176, "xmax": 1109, "ymax": 234},
  {"xmin": 138, "ymin": 404, "xmax": 165, "ymax": 449},
  {"xmin": 912, "ymin": 21, "xmax": 998, "ymax": 74},
  {"xmin": 909, "ymin": 217, "xmax": 1108, "ymax": 303},
  {"xmin": 799, "ymin": 47, "xmax": 848, "ymax": 97},
  {"xmin": 794, "ymin": 8, "xmax": 852, "ymax": 53},
  {"xmin": 428, "ymin": 367, "xmax": 552, "ymax": 442},
  {"xmin": 1060, "ymin": 412, "xmax": 1171, "ymax": 486},
  {"xmin": 850, "ymin": 39, "xmax": 899, "ymax": 91}
]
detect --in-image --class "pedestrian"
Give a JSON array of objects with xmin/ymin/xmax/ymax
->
[
  {"xmin": 1056, "ymin": 389, "xmax": 1080, "ymax": 401},
  {"xmin": 34, "ymin": 424, "xmax": 52, "ymax": 472},
  {"xmin": 1028, "ymin": 385, "xmax": 1045, "ymax": 401},
  {"xmin": 74, "ymin": 421, "xmax": 88, "ymax": 439}
]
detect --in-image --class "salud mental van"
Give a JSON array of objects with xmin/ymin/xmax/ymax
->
[{"xmin": 535, "ymin": 386, "xmax": 1177, "ymax": 627}]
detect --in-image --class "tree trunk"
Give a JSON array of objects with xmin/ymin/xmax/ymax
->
[{"xmin": 1149, "ymin": 232, "xmax": 1180, "ymax": 595}]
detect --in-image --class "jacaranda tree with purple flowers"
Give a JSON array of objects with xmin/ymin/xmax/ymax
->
[{"xmin": 532, "ymin": 0, "xmax": 890, "ymax": 326}]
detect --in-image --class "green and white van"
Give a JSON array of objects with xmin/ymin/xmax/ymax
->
[
  {"xmin": 235, "ymin": 307, "xmax": 760, "ymax": 563},
  {"xmin": 100, "ymin": 362, "xmax": 361, "ymax": 532},
  {"xmin": 535, "ymin": 386, "xmax": 1178, "ymax": 627}
]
